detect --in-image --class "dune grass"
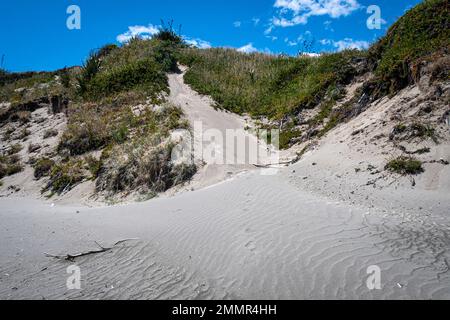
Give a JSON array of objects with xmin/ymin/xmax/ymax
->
[
  {"xmin": 0, "ymin": 153, "xmax": 23, "ymax": 180},
  {"xmin": 385, "ymin": 157, "xmax": 424, "ymax": 175},
  {"xmin": 178, "ymin": 48, "xmax": 363, "ymax": 121},
  {"xmin": 367, "ymin": 0, "xmax": 450, "ymax": 97}
]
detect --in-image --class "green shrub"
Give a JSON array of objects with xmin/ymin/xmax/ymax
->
[
  {"xmin": 33, "ymin": 158, "xmax": 55, "ymax": 179},
  {"xmin": 58, "ymin": 104, "xmax": 113, "ymax": 155},
  {"xmin": 153, "ymin": 41, "xmax": 179, "ymax": 72},
  {"xmin": 409, "ymin": 123, "xmax": 438, "ymax": 142},
  {"xmin": 6, "ymin": 163, "xmax": 23, "ymax": 175},
  {"xmin": 111, "ymin": 123, "xmax": 129, "ymax": 144},
  {"xmin": 0, "ymin": 153, "xmax": 23, "ymax": 178},
  {"xmin": 86, "ymin": 58, "xmax": 168, "ymax": 99},
  {"xmin": 19, "ymin": 128, "xmax": 31, "ymax": 140},
  {"xmin": 0, "ymin": 163, "xmax": 6, "ymax": 179},
  {"xmin": 279, "ymin": 128, "xmax": 302, "ymax": 150},
  {"xmin": 8, "ymin": 143, "xmax": 23, "ymax": 155},
  {"xmin": 77, "ymin": 51, "xmax": 102, "ymax": 95},
  {"xmin": 43, "ymin": 129, "xmax": 59, "ymax": 139},
  {"xmin": 11, "ymin": 111, "xmax": 31, "ymax": 123},
  {"xmin": 0, "ymin": 70, "xmax": 55, "ymax": 88},
  {"xmin": 59, "ymin": 68, "xmax": 72, "ymax": 88},
  {"xmin": 44, "ymin": 160, "xmax": 85, "ymax": 195},
  {"xmin": 97, "ymin": 44, "xmax": 118, "ymax": 58},
  {"xmin": 58, "ymin": 103, "xmax": 139, "ymax": 156},
  {"xmin": 385, "ymin": 157, "xmax": 424, "ymax": 175},
  {"xmin": 367, "ymin": 0, "xmax": 450, "ymax": 97},
  {"xmin": 2, "ymin": 126, "xmax": 15, "ymax": 140},
  {"xmin": 390, "ymin": 122, "xmax": 438, "ymax": 143},
  {"xmin": 154, "ymin": 20, "xmax": 183, "ymax": 44},
  {"xmin": 96, "ymin": 142, "xmax": 196, "ymax": 195},
  {"xmin": 84, "ymin": 155, "xmax": 102, "ymax": 178}
]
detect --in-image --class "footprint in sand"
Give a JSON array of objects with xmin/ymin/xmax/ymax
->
[{"xmin": 245, "ymin": 241, "xmax": 257, "ymax": 252}]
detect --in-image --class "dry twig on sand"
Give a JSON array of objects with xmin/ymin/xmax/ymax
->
[
  {"xmin": 43, "ymin": 238, "xmax": 139, "ymax": 262},
  {"xmin": 253, "ymin": 161, "xmax": 292, "ymax": 168}
]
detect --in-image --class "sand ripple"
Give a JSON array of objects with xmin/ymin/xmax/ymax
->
[{"xmin": 1, "ymin": 172, "xmax": 449, "ymax": 299}]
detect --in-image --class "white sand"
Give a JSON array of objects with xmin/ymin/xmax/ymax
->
[
  {"xmin": 286, "ymin": 84, "xmax": 450, "ymax": 216},
  {"xmin": 1, "ymin": 166, "xmax": 449, "ymax": 299},
  {"xmin": 0, "ymin": 72, "xmax": 449, "ymax": 300}
]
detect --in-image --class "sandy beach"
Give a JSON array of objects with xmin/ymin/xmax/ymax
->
[
  {"xmin": 1, "ymin": 62, "xmax": 450, "ymax": 300},
  {"xmin": 1, "ymin": 156, "xmax": 449, "ymax": 299}
]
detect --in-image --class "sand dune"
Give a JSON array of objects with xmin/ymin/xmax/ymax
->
[
  {"xmin": 1, "ymin": 167, "xmax": 449, "ymax": 299},
  {"xmin": 1, "ymin": 68, "xmax": 449, "ymax": 300},
  {"xmin": 167, "ymin": 67, "xmax": 279, "ymax": 193}
]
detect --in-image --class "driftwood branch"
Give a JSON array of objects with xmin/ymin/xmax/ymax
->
[
  {"xmin": 253, "ymin": 161, "xmax": 292, "ymax": 168},
  {"xmin": 44, "ymin": 238, "xmax": 139, "ymax": 262}
]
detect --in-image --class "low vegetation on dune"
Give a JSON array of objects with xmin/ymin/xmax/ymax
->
[
  {"xmin": 52, "ymin": 100, "xmax": 195, "ymax": 196},
  {"xmin": 0, "ymin": 144, "xmax": 24, "ymax": 180},
  {"xmin": 0, "ymin": 70, "xmax": 54, "ymax": 103},
  {"xmin": 43, "ymin": 28, "xmax": 195, "ymax": 197},
  {"xmin": 179, "ymin": 48, "xmax": 363, "ymax": 119},
  {"xmin": 97, "ymin": 139, "xmax": 196, "ymax": 198},
  {"xmin": 178, "ymin": 48, "xmax": 365, "ymax": 148},
  {"xmin": 367, "ymin": 0, "xmax": 449, "ymax": 98},
  {"xmin": 1, "ymin": 24, "xmax": 196, "ymax": 197},
  {"xmin": 385, "ymin": 157, "xmax": 424, "ymax": 175},
  {"xmin": 33, "ymin": 157, "xmax": 55, "ymax": 180},
  {"xmin": 1, "ymin": 2, "xmax": 448, "ymax": 192}
]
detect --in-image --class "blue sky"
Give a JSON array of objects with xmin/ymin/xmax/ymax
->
[{"xmin": 0, "ymin": 0, "xmax": 422, "ymax": 72}]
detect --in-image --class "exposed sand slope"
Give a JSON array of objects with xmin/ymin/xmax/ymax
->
[
  {"xmin": 1, "ymin": 165, "xmax": 449, "ymax": 299},
  {"xmin": 287, "ymin": 82, "xmax": 450, "ymax": 216},
  {"xmin": 0, "ymin": 106, "xmax": 67, "ymax": 199},
  {"xmin": 167, "ymin": 67, "xmax": 275, "ymax": 192}
]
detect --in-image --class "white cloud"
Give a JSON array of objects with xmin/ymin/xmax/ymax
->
[
  {"xmin": 252, "ymin": 18, "xmax": 261, "ymax": 26},
  {"xmin": 235, "ymin": 44, "xmax": 273, "ymax": 55},
  {"xmin": 272, "ymin": 0, "xmax": 361, "ymax": 27},
  {"xmin": 116, "ymin": 24, "xmax": 160, "ymax": 43},
  {"xmin": 233, "ymin": 21, "xmax": 242, "ymax": 28},
  {"xmin": 300, "ymin": 52, "xmax": 321, "ymax": 57},
  {"xmin": 320, "ymin": 37, "xmax": 369, "ymax": 51},
  {"xmin": 237, "ymin": 43, "xmax": 258, "ymax": 54},
  {"xmin": 116, "ymin": 23, "xmax": 212, "ymax": 49},
  {"xmin": 284, "ymin": 31, "xmax": 314, "ymax": 47},
  {"xmin": 333, "ymin": 38, "xmax": 369, "ymax": 51},
  {"xmin": 184, "ymin": 38, "xmax": 212, "ymax": 49}
]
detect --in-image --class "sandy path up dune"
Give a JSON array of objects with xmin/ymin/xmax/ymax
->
[{"xmin": 168, "ymin": 67, "xmax": 276, "ymax": 190}]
